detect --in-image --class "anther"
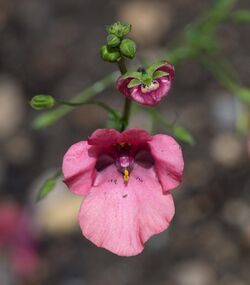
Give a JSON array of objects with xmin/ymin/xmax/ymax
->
[{"xmin": 123, "ymin": 168, "xmax": 129, "ymax": 182}]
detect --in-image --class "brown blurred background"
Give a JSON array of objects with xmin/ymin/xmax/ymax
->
[{"xmin": 0, "ymin": 0, "xmax": 250, "ymax": 284}]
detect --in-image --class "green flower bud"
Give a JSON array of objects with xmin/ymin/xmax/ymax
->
[
  {"xmin": 120, "ymin": 39, "xmax": 136, "ymax": 59},
  {"xmin": 107, "ymin": 34, "xmax": 121, "ymax": 48},
  {"xmin": 100, "ymin": 45, "xmax": 120, "ymax": 62},
  {"xmin": 107, "ymin": 22, "xmax": 131, "ymax": 38},
  {"xmin": 30, "ymin": 95, "xmax": 55, "ymax": 110}
]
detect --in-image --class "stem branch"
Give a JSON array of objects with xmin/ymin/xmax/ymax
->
[{"xmin": 117, "ymin": 58, "xmax": 132, "ymax": 131}]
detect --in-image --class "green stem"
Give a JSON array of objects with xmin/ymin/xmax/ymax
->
[
  {"xmin": 117, "ymin": 58, "xmax": 132, "ymax": 131},
  {"xmin": 55, "ymin": 99, "xmax": 120, "ymax": 120},
  {"xmin": 32, "ymin": 72, "xmax": 118, "ymax": 130}
]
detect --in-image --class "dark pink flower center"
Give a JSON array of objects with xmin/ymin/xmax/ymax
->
[
  {"xmin": 114, "ymin": 143, "xmax": 134, "ymax": 182},
  {"xmin": 95, "ymin": 142, "xmax": 154, "ymax": 183},
  {"xmin": 141, "ymin": 80, "xmax": 159, "ymax": 93}
]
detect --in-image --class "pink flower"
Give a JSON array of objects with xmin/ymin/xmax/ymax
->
[
  {"xmin": 0, "ymin": 201, "xmax": 39, "ymax": 277},
  {"xmin": 116, "ymin": 61, "xmax": 175, "ymax": 106},
  {"xmin": 62, "ymin": 128, "xmax": 184, "ymax": 256}
]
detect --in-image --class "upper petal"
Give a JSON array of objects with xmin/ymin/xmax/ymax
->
[
  {"xmin": 148, "ymin": 134, "xmax": 184, "ymax": 192},
  {"xmin": 156, "ymin": 62, "xmax": 175, "ymax": 81},
  {"xmin": 78, "ymin": 164, "xmax": 174, "ymax": 256},
  {"xmin": 116, "ymin": 77, "xmax": 134, "ymax": 99},
  {"xmin": 88, "ymin": 129, "xmax": 121, "ymax": 147},
  {"xmin": 62, "ymin": 141, "xmax": 97, "ymax": 196},
  {"xmin": 122, "ymin": 128, "xmax": 151, "ymax": 145}
]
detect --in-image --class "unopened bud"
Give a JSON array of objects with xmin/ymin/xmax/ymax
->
[
  {"xmin": 100, "ymin": 45, "xmax": 120, "ymax": 62},
  {"xmin": 107, "ymin": 34, "xmax": 121, "ymax": 48},
  {"xmin": 30, "ymin": 95, "xmax": 55, "ymax": 110},
  {"xmin": 107, "ymin": 22, "xmax": 131, "ymax": 38},
  {"xmin": 120, "ymin": 39, "xmax": 136, "ymax": 59}
]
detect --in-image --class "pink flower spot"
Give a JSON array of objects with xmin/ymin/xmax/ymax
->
[{"xmin": 62, "ymin": 128, "xmax": 184, "ymax": 256}]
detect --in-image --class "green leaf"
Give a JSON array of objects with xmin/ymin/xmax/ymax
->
[
  {"xmin": 148, "ymin": 108, "xmax": 195, "ymax": 145},
  {"xmin": 232, "ymin": 10, "xmax": 250, "ymax": 23},
  {"xmin": 236, "ymin": 110, "xmax": 249, "ymax": 135},
  {"xmin": 127, "ymin": 78, "xmax": 141, "ymax": 88},
  {"xmin": 233, "ymin": 86, "xmax": 250, "ymax": 103},
  {"xmin": 172, "ymin": 127, "xmax": 195, "ymax": 145},
  {"xmin": 106, "ymin": 113, "xmax": 121, "ymax": 130},
  {"xmin": 200, "ymin": 55, "xmax": 250, "ymax": 103},
  {"xmin": 146, "ymin": 61, "xmax": 168, "ymax": 77},
  {"xmin": 37, "ymin": 171, "xmax": 61, "ymax": 202},
  {"xmin": 153, "ymin": 70, "xmax": 169, "ymax": 79},
  {"xmin": 120, "ymin": 71, "xmax": 142, "ymax": 80}
]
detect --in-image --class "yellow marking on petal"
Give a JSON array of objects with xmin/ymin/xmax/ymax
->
[
  {"xmin": 119, "ymin": 142, "xmax": 126, "ymax": 148},
  {"xmin": 123, "ymin": 168, "xmax": 129, "ymax": 182}
]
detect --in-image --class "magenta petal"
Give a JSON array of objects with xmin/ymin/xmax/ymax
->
[
  {"xmin": 88, "ymin": 129, "xmax": 121, "ymax": 147},
  {"xmin": 78, "ymin": 164, "xmax": 174, "ymax": 256},
  {"xmin": 116, "ymin": 77, "xmax": 133, "ymax": 99},
  {"xmin": 122, "ymin": 128, "xmax": 151, "ymax": 145},
  {"xmin": 148, "ymin": 134, "xmax": 184, "ymax": 192},
  {"xmin": 62, "ymin": 141, "xmax": 97, "ymax": 196},
  {"xmin": 157, "ymin": 62, "xmax": 175, "ymax": 80},
  {"xmin": 117, "ymin": 77, "xmax": 174, "ymax": 107},
  {"xmin": 116, "ymin": 62, "xmax": 175, "ymax": 106}
]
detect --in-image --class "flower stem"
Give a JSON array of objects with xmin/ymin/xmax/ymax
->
[
  {"xmin": 117, "ymin": 58, "xmax": 132, "ymax": 131},
  {"xmin": 55, "ymin": 99, "xmax": 120, "ymax": 120}
]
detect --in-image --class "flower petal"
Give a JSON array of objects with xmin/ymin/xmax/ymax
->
[
  {"xmin": 156, "ymin": 62, "xmax": 175, "ymax": 81},
  {"xmin": 62, "ymin": 141, "xmax": 97, "ymax": 196},
  {"xmin": 117, "ymin": 62, "xmax": 175, "ymax": 106},
  {"xmin": 148, "ymin": 134, "xmax": 184, "ymax": 192},
  {"xmin": 117, "ymin": 77, "xmax": 173, "ymax": 106},
  {"xmin": 122, "ymin": 128, "xmax": 151, "ymax": 145},
  {"xmin": 116, "ymin": 77, "xmax": 134, "ymax": 99},
  {"xmin": 78, "ymin": 164, "xmax": 174, "ymax": 256},
  {"xmin": 88, "ymin": 129, "xmax": 121, "ymax": 147}
]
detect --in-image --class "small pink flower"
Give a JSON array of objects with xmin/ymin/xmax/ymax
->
[
  {"xmin": 62, "ymin": 128, "xmax": 184, "ymax": 256},
  {"xmin": 116, "ymin": 61, "xmax": 175, "ymax": 106},
  {"xmin": 0, "ymin": 201, "xmax": 39, "ymax": 277}
]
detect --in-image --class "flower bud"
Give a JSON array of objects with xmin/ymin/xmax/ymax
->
[
  {"xmin": 100, "ymin": 45, "xmax": 120, "ymax": 62},
  {"xmin": 107, "ymin": 34, "xmax": 121, "ymax": 48},
  {"xmin": 30, "ymin": 95, "xmax": 55, "ymax": 110},
  {"xmin": 120, "ymin": 39, "xmax": 136, "ymax": 59},
  {"xmin": 107, "ymin": 22, "xmax": 131, "ymax": 38}
]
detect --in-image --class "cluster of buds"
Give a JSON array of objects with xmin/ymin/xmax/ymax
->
[{"xmin": 100, "ymin": 22, "xmax": 136, "ymax": 62}]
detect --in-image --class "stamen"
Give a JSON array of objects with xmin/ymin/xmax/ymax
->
[
  {"xmin": 123, "ymin": 168, "xmax": 129, "ymax": 182},
  {"xmin": 118, "ymin": 142, "xmax": 126, "ymax": 148},
  {"xmin": 141, "ymin": 80, "xmax": 159, "ymax": 93}
]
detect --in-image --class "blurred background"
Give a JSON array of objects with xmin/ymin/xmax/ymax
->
[{"xmin": 0, "ymin": 0, "xmax": 250, "ymax": 284}]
